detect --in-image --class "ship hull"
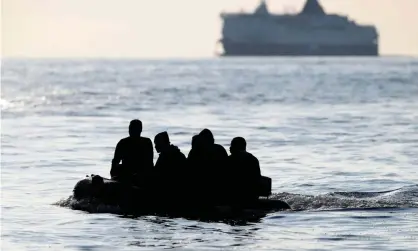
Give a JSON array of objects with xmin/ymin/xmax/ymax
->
[{"xmin": 221, "ymin": 41, "xmax": 378, "ymax": 56}]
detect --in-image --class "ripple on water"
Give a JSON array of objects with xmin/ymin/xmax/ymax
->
[{"xmin": 2, "ymin": 58, "xmax": 418, "ymax": 251}]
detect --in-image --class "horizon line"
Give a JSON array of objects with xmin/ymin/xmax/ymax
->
[{"xmin": 2, "ymin": 54, "xmax": 418, "ymax": 61}]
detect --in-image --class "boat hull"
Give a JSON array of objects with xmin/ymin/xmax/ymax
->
[
  {"xmin": 72, "ymin": 175, "xmax": 291, "ymax": 216},
  {"xmin": 221, "ymin": 41, "xmax": 378, "ymax": 56}
]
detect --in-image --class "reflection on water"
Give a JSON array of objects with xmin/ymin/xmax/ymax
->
[
  {"xmin": 2, "ymin": 58, "xmax": 418, "ymax": 250},
  {"xmin": 125, "ymin": 216, "xmax": 262, "ymax": 249}
]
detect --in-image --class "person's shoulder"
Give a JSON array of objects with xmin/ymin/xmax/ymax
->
[
  {"xmin": 140, "ymin": 136, "xmax": 152, "ymax": 143},
  {"xmin": 227, "ymin": 153, "xmax": 237, "ymax": 163},
  {"xmin": 168, "ymin": 144, "xmax": 181, "ymax": 153},
  {"xmin": 239, "ymin": 151, "xmax": 256, "ymax": 159},
  {"xmin": 246, "ymin": 151, "xmax": 259, "ymax": 163},
  {"xmin": 215, "ymin": 143, "xmax": 226, "ymax": 149},
  {"xmin": 118, "ymin": 137, "xmax": 130, "ymax": 144},
  {"xmin": 246, "ymin": 151, "xmax": 256, "ymax": 157},
  {"xmin": 171, "ymin": 145, "xmax": 186, "ymax": 158},
  {"xmin": 214, "ymin": 144, "xmax": 228, "ymax": 153}
]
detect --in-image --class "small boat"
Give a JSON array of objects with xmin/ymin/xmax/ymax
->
[{"xmin": 72, "ymin": 174, "xmax": 291, "ymax": 217}]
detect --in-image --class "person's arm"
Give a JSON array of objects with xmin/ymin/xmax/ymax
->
[
  {"xmin": 215, "ymin": 144, "xmax": 229, "ymax": 166},
  {"xmin": 187, "ymin": 148, "xmax": 194, "ymax": 159},
  {"xmin": 110, "ymin": 140, "xmax": 122, "ymax": 177},
  {"xmin": 146, "ymin": 138, "xmax": 154, "ymax": 168},
  {"xmin": 180, "ymin": 151, "xmax": 187, "ymax": 162},
  {"xmin": 253, "ymin": 157, "xmax": 261, "ymax": 177},
  {"xmin": 250, "ymin": 156, "xmax": 262, "ymax": 196},
  {"xmin": 154, "ymin": 156, "xmax": 161, "ymax": 169},
  {"xmin": 220, "ymin": 145, "xmax": 228, "ymax": 158}
]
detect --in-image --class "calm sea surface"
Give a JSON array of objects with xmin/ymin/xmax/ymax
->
[{"xmin": 1, "ymin": 57, "xmax": 418, "ymax": 250}]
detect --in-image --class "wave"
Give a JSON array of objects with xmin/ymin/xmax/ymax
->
[{"xmin": 271, "ymin": 185, "xmax": 418, "ymax": 211}]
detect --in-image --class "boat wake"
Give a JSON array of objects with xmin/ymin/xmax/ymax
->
[{"xmin": 271, "ymin": 185, "xmax": 418, "ymax": 211}]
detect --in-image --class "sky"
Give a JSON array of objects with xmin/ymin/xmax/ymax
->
[{"xmin": 2, "ymin": 0, "xmax": 418, "ymax": 58}]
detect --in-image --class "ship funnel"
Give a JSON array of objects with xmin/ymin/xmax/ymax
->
[
  {"xmin": 254, "ymin": 0, "xmax": 269, "ymax": 15},
  {"xmin": 301, "ymin": 0, "xmax": 325, "ymax": 15}
]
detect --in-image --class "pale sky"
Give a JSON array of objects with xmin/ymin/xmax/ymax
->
[{"xmin": 2, "ymin": 0, "xmax": 418, "ymax": 58}]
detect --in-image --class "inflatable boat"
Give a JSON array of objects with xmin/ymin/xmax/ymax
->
[{"xmin": 72, "ymin": 174, "xmax": 291, "ymax": 216}]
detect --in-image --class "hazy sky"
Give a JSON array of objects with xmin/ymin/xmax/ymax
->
[{"xmin": 2, "ymin": 0, "xmax": 418, "ymax": 58}]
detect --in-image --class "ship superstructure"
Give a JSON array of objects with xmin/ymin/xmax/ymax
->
[{"xmin": 219, "ymin": 0, "xmax": 379, "ymax": 56}]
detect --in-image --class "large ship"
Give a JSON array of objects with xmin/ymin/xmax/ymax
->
[{"xmin": 218, "ymin": 0, "xmax": 379, "ymax": 56}]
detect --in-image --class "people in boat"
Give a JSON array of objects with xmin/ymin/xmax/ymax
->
[
  {"xmin": 187, "ymin": 134, "xmax": 203, "ymax": 168},
  {"xmin": 187, "ymin": 135, "xmax": 199, "ymax": 160},
  {"xmin": 154, "ymin": 131, "xmax": 187, "ymax": 191},
  {"xmin": 110, "ymin": 119, "xmax": 154, "ymax": 183},
  {"xmin": 191, "ymin": 134, "xmax": 199, "ymax": 149},
  {"xmin": 187, "ymin": 129, "xmax": 228, "ymax": 171},
  {"xmin": 184, "ymin": 135, "xmax": 202, "ymax": 192},
  {"xmin": 187, "ymin": 129, "xmax": 229, "ymax": 203},
  {"xmin": 227, "ymin": 137, "xmax": 261, "ymax": 205},
  {"xmin": 199, "ymin": 128, "xmax": 228, "ymax": 162}
]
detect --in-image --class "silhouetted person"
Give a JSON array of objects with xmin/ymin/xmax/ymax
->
[
  {"xmin": 194, "ymin": 129, "xmax": 229, "ymax": 203},
  {"xmin": 154, "ymin": 131, "xmax": 187, "ymax": 190},
  {"xmin": 191, "ymin": 135, "xmax": 199, "ymax": 149},
  {"xmin": 110, "ymin": 119, "xmax": 154, "ymax": 184},
  {"xmin": 184, "ymin": 135, "xmax": 203, "ymax": 196},
  {"xmin": 187, "ymin": 135, "xmax": 204, "ymax": 168},
  {"xmin": 199, "ymin": 128, "xmax": 228, "ymax": 164},
  {"xmin": 227, "ymin": 137, "xmax": 261, "ymax": 205}
]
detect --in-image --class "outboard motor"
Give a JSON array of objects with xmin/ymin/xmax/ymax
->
[{"xmin": 259, "ymin": 176, "xmax": 272, "ymax": 197}]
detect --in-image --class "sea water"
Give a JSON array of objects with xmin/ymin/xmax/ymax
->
[{"xmin": 1, "ymin": 57, "xmax": 418, "ymax": 250}]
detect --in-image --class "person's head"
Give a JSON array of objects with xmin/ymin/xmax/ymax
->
[
  {"xmin": 191, "ymin": 135, "xmax": 199, "ymax": 148},
  {"xmin": 191, "ymin": 134, "xmax": 204, "ymax": 150},
  {"xmin": 230, "ymin": 137, "xmax": 246, "ymax": 154},
  {"xmin": 154, "ymin": 131, "xmax": 170, "ymax": 153},
  {"xmin": 129, "ymin": 119, "xmax": 142, "ymax": 137},
  {"xmin": 199, "ymin": 128, "xmax": 215, "ymax": 145}
]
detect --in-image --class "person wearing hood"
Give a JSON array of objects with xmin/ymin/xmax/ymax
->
[
  {"xmin": 198, "ymin": 129, "xmax": 228, "ymax": 162},
  {"xmin": 196, "ymin": 128, "xmax": 229, "ymax": 203},
  {"xmin": 187, "ymin": 134, "xmax": 204, "ymax": 169},
  {"xmin": 154, "ymin": 131, "xmax": 187, "ymax": 191}
]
